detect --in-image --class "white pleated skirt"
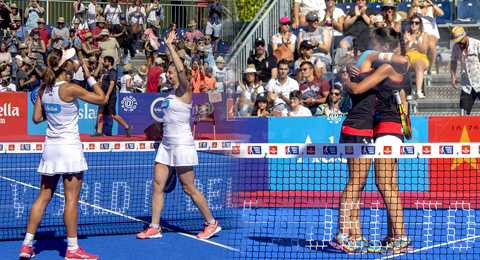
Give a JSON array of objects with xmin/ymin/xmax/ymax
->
[
  {"xmin": 155, "ymin": 143, "xmax": 199, "ymax": 167},
  {"xmin": 38, "ymin": 143, "xmax": 88, "ymax": 176}
]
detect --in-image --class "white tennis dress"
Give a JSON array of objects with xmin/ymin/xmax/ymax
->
[
  {"xmin": 155, "ymin": 94, "xmax": 198, "ymax": 166},
  {"xmin": 37, "ymin": 81, "xmax": 88, "ymax": 175}
]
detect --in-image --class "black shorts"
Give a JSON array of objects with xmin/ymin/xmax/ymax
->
[
  {"xmin": 339, "ymin": 133, "xmax": 373, "ymax": 144},
  {"xmin": 98, "ymin": 93, "xmax": 117, "ymax": 116},
  {"xmin": 460, "ymin": 88, "xmax": 480, "ymax": 115}
]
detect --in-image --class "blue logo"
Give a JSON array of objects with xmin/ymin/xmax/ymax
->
[
  {"xmin": 323, "ymin": 146, "xmax": 338, "ymax": 155},
  {"xmin": 160, "ymin": 99, "xmax": 170, "ymax": 109},
  {"xmin": 43, "ymin": 103, "xmax": 61, "ymax": 114},
  {"xmin": 248, "ymin": 146, "xmax": 262, "ymax": 155},
  {"xmin": 100, "ymin": 143, "xmax": 109, "ymax": 149},
  {"xmin": 20, "ymin": 144, "xmax": 31, "ymax": 151},
  {"xmin": 126, "ymin": 143, "xmax": 135, "ymax": 149},
  {"xmin": 361, "ymin": 146, "xmax": 375, "ymax": 155},
  {"xmin": 222, "ymin": 142, "xmax": 231, "ymax": 148},
  {"xmin": 440, "ymin": 145, "xmax": 454, "ymax": 155},
  {"xmin": 400, "ymin": 146, "xmax": 415, "ymax": 155},
  {"xmin": 285, "ymin": 146, "xmax": 299, "ymax": 155},
  {"xmin": 0, "ymin": 144, "xmax": 3, "ymax": 151},
  {"xmin": 199, "ymin": 142, "xmax": 208, "ymax": 148}
]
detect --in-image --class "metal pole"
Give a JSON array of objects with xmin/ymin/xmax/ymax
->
[{"xmin": 46, "ymin": 0, "xmax": 49, "ymax": 25}]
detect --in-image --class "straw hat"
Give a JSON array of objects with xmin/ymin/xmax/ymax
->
[
  {"xmin": 1, "ymin": 71, "xmax": 10, "ymax": 79},
  {"xmin": 73, "ymin": 18, "xmax": 81, "ymax": 24},
  {"xmin": 138, "ymin": 65, "xmax": 148, "ymax": 75},
  {"xmin": 97, "ymin": 16, "xmax": 106, "ymax": 23},
  {"xmin": 28, "ymin": 53, "xmax": 37, "ymax": 60},
  {"xmin": 215, "ymin": 56, "xmax": 225, "ymax": 63},
  {"xmin": 185, "ymin": 41, "xmax": 193, "ymax": 50},
  {"xmin": 244, "ymin": 64, "xmax": 257, "ymax": 74},
  {"xmin": 84, "ymin": 32, "xmax": 93, "ymax": 39},
  {"xmin": 100, "ymin": 29, "xmax": 110, "ymax": 36},
  {"xmin": 58, "ymin": 17, "xmax": 65, "ymax": 23},
  {"xmin": 381, "ymin": 0, "xmax": 396, "ymax": 8},
  {"xmin": 14, "ymin": 15, "xmax": 21, "ymax": 21},
  {"xmin": 37, "ymin": 18, "xmax": 45, "ymax": 24},
  {"xmin": 123, "ymin": 63, "xmax": 134, "ymax": 72},
  {"xmin": 18, "ymin": 43, "xmax": 27, "ymax": 50},
  {"xmin": 88, "ymin": 56, "xmax": 97, "ymax": 62},
  {"xmin": 451, "ymin": 26, "xmax": 467, "ymax": 43},
  {"xmin": 150, "ymin": 20, "xmax": 160, "ymax": 28},
  {"xmin": 188, "ymin": 20, "xmax": 197, "ymax": 26},
  {"xmin": 10, "ymin": 3, "xmax": 17, "ymax": 9},
  {"xmin": 155, "ymin": 57, "xmax": 164, "ymax": 65},
  {"xmin": 397, "ymin": 11, "xmax": 407, "ymax": 19},
  {"xmin": 23, "ymin": 57, "xmax": 33, "ymax": 65}
]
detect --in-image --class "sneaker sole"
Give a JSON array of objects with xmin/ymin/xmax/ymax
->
[
  {"xmin": 380, "ymin": 245, "xmax": 414, "ymax": 254},
  {"xmin": 137, "ymin": 232, "xmax": 163, "ymax": 239},
  {"xmin": 197, "ymin": 226, "xmax": 222, "ymax": 240},
  {"xmin": 329, "ymin": 241, "xmax": 366, "ymax": 255},
  {"xmin": 65, "ymin": 258, "xmax": 98, "ymax": 260},
  {"xmin": 19, "ymin": 253, "xmax": 35, "ymax": 258}
]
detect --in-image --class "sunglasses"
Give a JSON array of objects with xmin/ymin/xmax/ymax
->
[
  {"xmin": 384, "ymin": 7, "xmax": 394, "ymax": 10},
  {"xmin": 282, "ymin": 23, "xmax": 291, "ymax": 26},
  {"xmin": 340, "ymin": 70, "xmax": 348, "ymax": 74},
  {"xmin": 331, "ymin": 92, "xmax": 341, "ymax": 96},
  {"xmin": 301, "ymin": 68, "xmax": 311, "ymax": 71},
  {"xmin": 255, "ymin": 43, "xmax": 265, "ymax": 47},
  {"xmin": 409, "ymin": 21, "xmax": 420, "ymax": 25}
]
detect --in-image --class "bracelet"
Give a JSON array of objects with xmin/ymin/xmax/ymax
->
[
  {"xmin": 87, "ymin": 76, "xmax": 97, "ymax": 88},
  {"xmin": 379, "ymin": 52, "xmax": 393, "ymax": 62}
]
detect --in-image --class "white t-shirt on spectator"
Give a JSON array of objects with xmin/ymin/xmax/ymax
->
[
  {"xmin": 72, "ymin": 60, "xmax": 84, "ymax": 81},
  {"xmin": 318, "ymin": 7, "xmax": 345, "ymax": 36},
  {"xmin": 266, "ymin": 77, "xmax": 299, "ymax": 106},
  {"xmin": 120, "ymin": 74, "xmax": 132, "ymax": 93},
  {"xmin": 87, "ymin": 3, "xmax": 97, "ymax": 24},
  {"xmin": 271, "ymin": 33, "xmax": 297, "ymax": 46},
  {"xmin": 104, "ymin": 4, "xmax": 122, "ymax": 25},
  {"xmin": 294, "ymin": 0, "xmax": 326, "ymax": 15},
  {"xmin": 281, "ymin": 106, "xmax": 312, "ymax": 117},
  {"xmin": 0, "ymin": 83, "xmax": 15, "ymax": 92},
  {"xmin": 128, "ymin": 6, "xmax": 146, "ymax": 25},
  {"xmin": 132, "ymin": 74, "xmax": 146, "ymax": 92},
  {"xmin": 212, "ymin": 66, "xmax": 234, "ymax": 92},
  {"xmin": 237, "ymin": 84, "xmax": 266, "ymax": 102}
]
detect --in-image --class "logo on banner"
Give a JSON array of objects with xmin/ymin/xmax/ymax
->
[
  {"xmin": 8, "ymin": 144, "xmax": 14, "ymax": 151},
  {"xmin": 422, "ymin": 146, "xmax": 431, "ymax": 155},
  {"xmin": 361, "ymin": 146, "xmax": 375, "ymax": 155},
  {"xmin": 439, "ymin": 145, "xmax": 454, "ymax": 155},
  {"xmin": 199, "ymin": 142, "xmax": 208, "ymax": 148},
  {"xmin": 89, "ymin": 143, "xmax": 95, "ymax": 150},
  {"xmin": 307, "ymin": 146, "xmax": 316, "ymax": 155},
  {"xmin": 0, "ymin": 144, "xmax": 3, "ymax": 151},
  {"xmin": 286, "ymin": 146, "xmax": 299, "ymax": 155},
  {"xmin": 248, "ymin": 146, "xmax": 262, "ymax": 155},
  {"xmin": 150, "ymin": 97, "xmax": 166, "ymax": 122},
  {"xmin": 114, "ymin": 143, "xmax": 120, "ymax": 150},
  {"xmin": 121, "ymin": 96, "xmax": 137, "ymax": 112},
  {"xmin": 323, "ymin": 146, "xmax": 337, "ymax": 155},
  {"xmin": 269, "ymin": 146, "xmax": 278, "ymax": 155},
  {"xmin": 36, "ymin": 144, "xmax": 42, "ymax": 151},
  {"xmin": 345, "ymin": 146, "xmax": 354, "ymax": 155},
  {"xmin": 212, "ymin": 142, "xmax": 217, "ymax": 148},
  {"xmin": 222, "ymin": 142, "xmax": 231, "ymax": 148},
  {"xmin": 139, "ymin": 143, "xmax": 146, "ymax": 149},
  {"xmin": 400, "ymin": 146, "xmax": 415, "ymax": 155},
  {"xmin": 232, "ymin": 145, "xmax": 240, "ymax": 155},
  {"xmin": 383, "ymin": 146, "xmax": 392, "ymax": 155},
  {"xmin": 20, "ymin": 144, "xmax": 30, "ymax": 151},
  {"xmin": 151, "ymin": 143, "xmax": 159, "ymax": 149},
  {"xmin": 462, "ymin": 145, "xmax": 470, "ymax": 155},
  {"xmin": 100, "ymin": 143, "xmax": 109, "ymax": 150}
]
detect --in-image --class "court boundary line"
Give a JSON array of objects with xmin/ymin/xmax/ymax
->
[
  {"xmin": 1, "ymin": 175, "xmax": 240, "ymax": 252},
  {"xmin": 375, "ymin": 235, "xmax": 480, "ymax": 260}
]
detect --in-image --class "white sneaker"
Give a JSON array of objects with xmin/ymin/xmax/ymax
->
[{"xmin": 417, "ymin": 92, "xmax": 425, "ymax": 99}]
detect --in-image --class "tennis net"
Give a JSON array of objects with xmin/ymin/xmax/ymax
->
[
  {"xmin": 0, "ymin": 140, "xmax": 239, "ymax": 240},
  {"xmin": 229, "ymin": 142, "xmax": 480, "ymax": 259}
]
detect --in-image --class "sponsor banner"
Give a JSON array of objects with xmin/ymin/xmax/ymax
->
[{"xmin": 0, "ymin": 93, "xmax": 28, "ymax": 136}]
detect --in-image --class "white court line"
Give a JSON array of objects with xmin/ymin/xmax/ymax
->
[
  {"xmin": 0, "ymin": 175, "xmax": 240, "ymax": 252},
  {"xmin": 375, "ymin": 235, "xmax": 480, "ymax": 260}
]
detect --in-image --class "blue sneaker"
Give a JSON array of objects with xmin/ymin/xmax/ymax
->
[
  {"xmin": 356, "ymin": 237, "xmax": 373, "ymax": 251},
  {"xmin": 379, "ymin": 237, "xmax": 414, "ymax": 254},
  {"xmin": 368, "ymin": 237, "xmax": 392, "ymax": 253},
  {"xmin": 330, "ymin": 234, "xmax": 367, "ymax": 255}
]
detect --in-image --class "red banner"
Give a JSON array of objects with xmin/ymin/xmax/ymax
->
[
  {"xmin": 429, "ymin": 117, "xmax": 480, "ymax": 192},
  {"xmin": 0, "ymin": 93, "xmax": 28, "ymax": 136}
]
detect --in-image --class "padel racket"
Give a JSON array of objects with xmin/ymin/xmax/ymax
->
[
  {"xmin": 393, "ymin": 90, "xmax": 412, "ymax": 140},
  {"xmin": 163, "ymin": 168, "xmax": 177, "ymax": 193}
]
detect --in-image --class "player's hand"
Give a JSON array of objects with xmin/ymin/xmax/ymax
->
[
  {"xmin": 347, "ymin": 64, "xmax": 360, "ymax": 78},
  {"xmin": 451, "ymin": 76, "xmax": 458, "ymax": 89}
]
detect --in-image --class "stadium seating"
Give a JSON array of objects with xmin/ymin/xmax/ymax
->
[
  {"xmin": 291, "ymin": 26, "xmax": 307, "ymax": 38},
  {"xmin": 336, "ymin": 3, "xmax": 355, "ymax": 14},
  {"xmin": 216, "ymin": 40, "xmax": 230, "ymax": 55},
  {"xmin": 453, "ymin": 1, "xmax": 480, "ymax": 26},
  {"xmin": 367, "ymin": 3, "xmax": 382, "ymax": 12},
  {"xmin": 434, "ymin": 1, "xmax": 452, "ymax": 25},
  {"xmin": 396, "ymin": 2, "xmax": 412, "ymax": 13}
]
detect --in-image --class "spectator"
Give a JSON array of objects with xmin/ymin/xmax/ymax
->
[
  {"xmin": 0, "ymin": 70, "xmax": 15, "ymax": 92},
  {"xmin": 133, "ymin": 64, "xmax": 148, "ymax": 91},
  {"xmin": 158, "ymin": 63, "xmax": 170, "ymax": 92},
  {"xmin": 146, "ymin": 57, "xmax": 163, "ymax": 93},
  {"xmin": 319, "ymin": 0, "xmax": 345, "ymax": 48},
  {"xmin": 24, "ymin": 0, "xmax": 44, "ymax": 32},
  {"xmin": 202, "ymin": 35, "xmax": 215, "ymax": 68},
  {"xmin": 298, "ymin": 11, "xmax": 332, "ymax": 71},
  {"xmin": 98, "ymin": 29, "xmax": 121, "ymax": 64},
  {"xmin": 294, "ymin": 40, "xmax": 325, "ymax": 82},
  {"xmin": 92, "ymin": 56, "xmax": 132, "ymax": 137},
  {"xmin": 63, "ymin": 28, "xmax": 82, "ymax": 59},
  {"xmin": 0, "ymin": 0, "xmax": 12, "ymax": 31},
  {"xmin": 73, "ymin": 0, "xmax": 87, "ymax": 28},
  {"xmin": 16, "ymin": 57, "xmax": 36, "ymax": 92},
  {"xmin": 120, "ymin": 63, "xmax": 136, "ymax": 93},
  {"xmin": 236, "ymin": 64, "xmax": 264, "ymax": 116},
  {"xmin": 271, "ymin": 16, "xmax": 296, "ymax": 57},
  {"xmin": 143, "ymin": 20, "xmax": 160, "ymax": 68},
  {"xmin": 315, "ymin": 83, "xmax": 344, "ymax": 116},
  {"xmin": 340, "ymin": 0, "xmax": 377, "ymax": 50},
  {"xmin": 128, "ymin": 0, "xmax": 146, "ymax": 54},
  {"xmin": 14, "ymin": 15, "xmax": 28, "ymax": 43},
  {"xmin": 247, "ymin": 37, "xmax": 278, "ymax": 83},
  {"xmin": 50, "ymin": 17, "xmax": 69, "ymax": 50},
  {"xmin": 206, "ymin": 0, "xmax": 223, "ymax": 56},
  {"xmin": 203, "ymin": 66, "xmax": 217, "ymax": 92},
  {"xmin": 247, "ymin": 95, "xmax": 270, "ymax": 117},
  {"xmin": 183, "ymin": 20, "xmax": 204, "ymax": 43},
  {"xmin": 146, "ymin": 0, "xmax": 164, "ymax": 28},
  {"xmin": 292, "ymin": 0, "xmax": 326, "ymax": 28},
  {"xmin": 13, "ymin": 43, "xmax": 27, "ymax": 81},
  {"xmin": 212, "ymin": 56, "xmax": 234, "ymax": 92},
  {"xmin": 0, "ymin": 42, "xmax": 12, "ymax": 70},
  {"xmin": 6, "ymin": 25, "xmax": 19, "ymax": 62},
  {"xmin": 166, "ymin": 22, "xmax": 180, "ymax": 44},
  {"xmin": 281, "ymin": 90, "xmax": 312, "ymax": 116},
  {"xmin": 379, "ymin": 0, "xmax": 402, "ymax": 32},
  {"xmin": 267, "ymin": 59, "xmax": 300, "ymax": 112},
  {"xmin": 104, "ymin": 0, "xmax": 122, "ymax": 27},
  {"xmin": 92, "ymin": 16, "xmax": 106, "ymax": 45},
  {"xmin": 82, "ymin": 32, "xmax": 101, "ymax": 58},
  {"xmin": 405, "ymin": 14, "xmax": 429, "ymax": 99},
  {"xmin": 191, "ymin": 57, "xmax": 205, "ymax": 93},
  {"xmin": 87, "ymin": 0, "xmax": 100, "ymax": 32},
  {"xmin": 408, "ymin": 0, "xmax": 443, "ymax": 74},
  {"xmin": 299, "ymin": 61, "xmax": 330, "ymax": 114},
  {"xmin": 70, "ymin": 58, "xmax": 85, "ymax": 88},
  {"xmin": 113, "ymin": 14, "xmax": 135, "ymax": 64},
  {"xmin": 8, "ymin": 3, "xmax": 17, "ymax": 27},
  {"xmin": 28, "ymin": 30, "xmax": 46, "ymax": 67},
  {"xmin": 450, "ymin": 26, "xmax": 480, "ymax": 116},
  {"xmin": 32, "ymin": 18, "xmax": 49, "ymax": 47}
]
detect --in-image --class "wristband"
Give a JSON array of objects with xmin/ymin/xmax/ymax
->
[
  {"xmin": 379, "ymin": 52, "xmax": 393, "ymax": 62},
  {"xmin": 87, "ymin": 76, "xmax": 97, "ymax": 88}
]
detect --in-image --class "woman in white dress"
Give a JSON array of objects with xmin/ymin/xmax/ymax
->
[
  {"xmin": 19, "ymin": 49, "xmax": 106, "ymax": 260},
  {"xmin": 136, "ymin": 31, "xmax": 221, "ymax": 240}
]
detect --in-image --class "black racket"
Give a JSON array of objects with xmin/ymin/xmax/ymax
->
[{"xmin": 163, "ymin": 168, "xmax": 177, "ymax": 193}]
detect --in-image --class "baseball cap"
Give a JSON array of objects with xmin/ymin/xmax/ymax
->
[
  {"xmin": 299, "ymin": 40, "xmax": 314, "ymax": 49},
  {"xmin": 254, "ymin": 37, "xmax": 265, "ymax": 46},
  {"xmin": 306, "ymin": 11, "xmax": 319, "ymax": 22},
  {"xmin": 279, "ymin": 17, "xmax": 292, "ymax": 24}
]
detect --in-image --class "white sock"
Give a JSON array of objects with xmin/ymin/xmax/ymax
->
[
  {"xmin": 151, "ymin": 223, "xmax": 160, "ymax": 229},
  {"xmin": 23, "ymin": 233, "xmax": 34, "ymax": 247},
  {"xmin": 67, "ymin": 237, "xmax": 79, "ymax": 252},
  {"xmin": 207, "ymin": 219, "xmax": 216, "ymax": 225},
  {"xmin": 338, "ymin": 234, "xmax": 348, "ymax": 240}
]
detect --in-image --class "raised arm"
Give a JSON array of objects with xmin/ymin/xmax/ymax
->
[{"xmin": 164, "ymin": 30, "xmax": 191, "ymax": 103}]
